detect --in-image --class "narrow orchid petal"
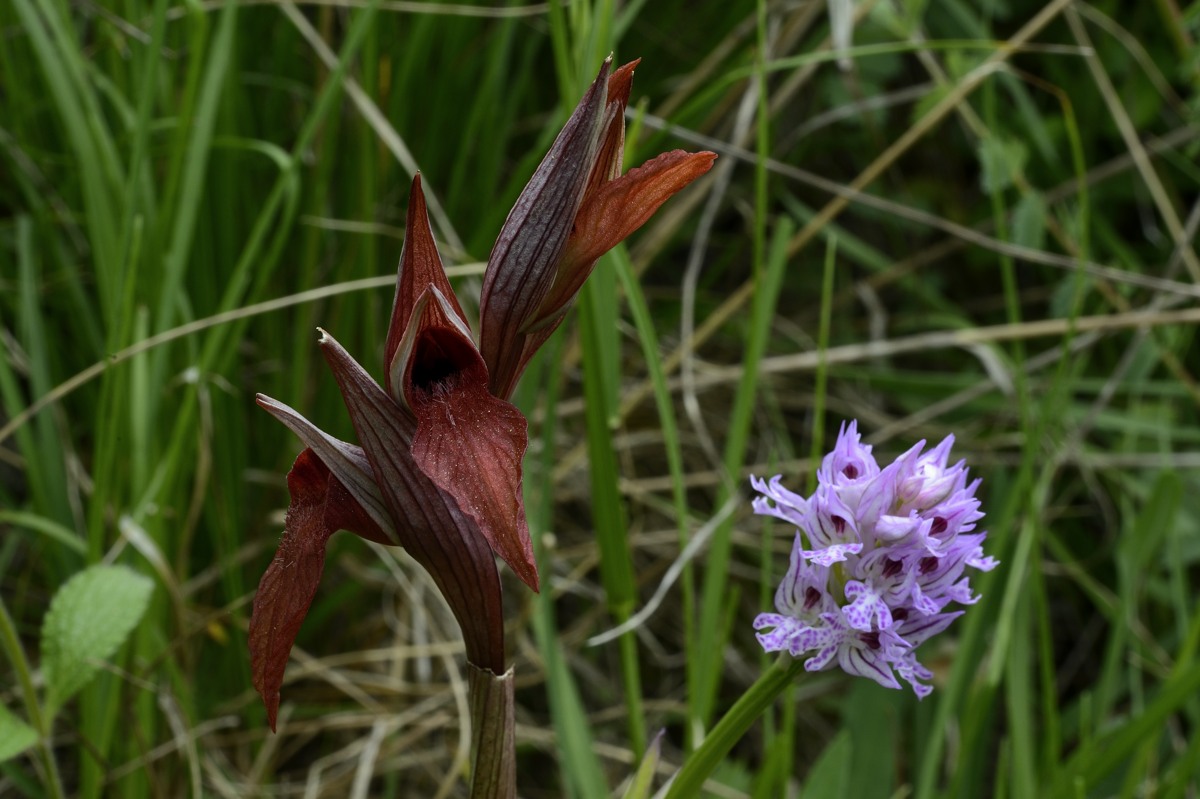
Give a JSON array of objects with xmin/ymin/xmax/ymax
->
[
  {"xmin": 754, "ymin": 614, "xmax": 802, "ymax": 652},
  {"xmin": 502, "ymin": 153, "xmax": 718, "ymax": 370},
  {"xmin": 804, "ymin": 641, "xmax": 841, "ymax": 671},
  {"xmin": 249, "ymin": 449, "xmax": 390, "ymax": 730},
  {"xmin": 564, "ymin": 149, "xmax": 717, "ymax": 271},
  {"xmin": 249, "ymin": 451, "xmax": 334, "ymax": 731},
  {"xmin": 581, "ymin": 102, "xmax": 627, "ymax": 200},
  {"xmin": 527, "ymin": 61, "xmax": 638, "ymax": 343},
  {"xmin": 256, "ymin": 393, "xmax": 398, "ymax": 544},
  {"xmin": 479, "ymin": 58, "xmax": 612, "ymax": 399},
  {"xmin": 318, "ymin": 329, "xmax": 507, "ymax": 671},
  {"xmin": 607, "ymin": 59, "xmax": 639, "ymax": 106},
  {"xmin": 843, "ymin": 581, "xmax": 893, "ymax": 631},
  {"xmin": 803, "ymin": 542, "xmax": 862, "ymax": 566},
  {"xmin": 752, "ymin": 475, "xmax": 809, "ymax": 524},
  {"xmin": 582, "ymin": 59, "xmax": 641, "ymax": 198},
  {"xmin": 388, "ymin": 287, "xmax": 478, "ymax": 409},
  {"xmin": 392, "ymin": 287, "xmax": 539, "ymax": 590},
  {"xmin": 839, "ymin": 643, "xmax": 902, "ymax": 690},
  {"xmin": 411, "ymin": 378, "xmax": 536, "ymax": 590},
  {"xmin": 898, "ymin": 610, "xmax": 963, "ymax": 647},
  {"xmin": 384, "ymin": 174, "xmax": 470, "ymax": 398},
  {"xmin": 969, "ymin": 547, "xmax": 999, "ymax": 571},
  {"xmin": 893, "ymin": 653, "xmax": 936, "ymax": 699},
  {"xmin": 530, "ymin": 150, "xmax": 717, "ymax": 331},
  {"xmin": 387, "ymin": 290, "xmax": 433, "ymax": 413}
]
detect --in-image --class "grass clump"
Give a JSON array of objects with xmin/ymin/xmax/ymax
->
[{"xmin": 2, "ymin": 1, "xmax": 1199, "ymax": 796}]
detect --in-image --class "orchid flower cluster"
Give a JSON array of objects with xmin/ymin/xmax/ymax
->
[
  {"xmin": 753, "ymin": 421, "xmax": 998, "ymax": 697},
  {"xmin": 249, "ymin": 58, "xmax": 713, "ymax": 797}
]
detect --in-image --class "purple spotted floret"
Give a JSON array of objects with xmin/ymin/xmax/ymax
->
[{"xmin": 752, "ymin": 421, "xmax": 997, "ymax": 697}]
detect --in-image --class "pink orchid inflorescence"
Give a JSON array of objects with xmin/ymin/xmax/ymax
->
[{"xmin": 753, "ymin": 421, "xmax": 998, "ymax": 697}]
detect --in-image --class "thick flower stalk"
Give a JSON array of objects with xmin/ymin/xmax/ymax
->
[
  {"xmin": 753, "ymin": 421, "xmax": 998, "ymax": 696},
  {"xmin": 248, "ymin": 57, "xmax": 714, "ymax": 796}
]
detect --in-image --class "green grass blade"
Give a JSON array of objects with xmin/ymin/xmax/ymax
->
[
  {"xmin": 693, "ymin": 216, "xmax": 793, "ymax": 733},
  {"xmin": 526, "ymin": 333, "xmax": 608, "ymax": 799},
  {"xmin": 578, "ymin": 261, "xmax": 645, "ymax": 756}
]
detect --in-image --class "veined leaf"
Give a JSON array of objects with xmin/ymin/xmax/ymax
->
[{"xmin": 40, "ymin": 565, "xmax": 153, "ymax": 719}]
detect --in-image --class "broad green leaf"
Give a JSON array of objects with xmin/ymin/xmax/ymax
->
[
  {"xmin": 707, "ymin": 760, "xmax": 754, "ymax": 796},
  {"xmin": 1131, "ymin": 472, "xmax": 1183, "ymax": 575},
  {"xmin": 911, "ymin": 84, "xmax": 951, "ymax": 125},
  {"xmin": 846, "ymin": 682, "xmax": 899, "ymax": 799},
  {"xmin": 1012, "ymin": 191, "xmax": 1048, "ymax": 252},
  {"xmin": 804, "ymin": 729, "xmax": 852, "ymax": 796},
  {"xmin": 946, "ymin": 49, "xmax": 985, "ymax": 81},
  {"xmin": 978, "ymin": 136, "xmax": 1028, "ymax": 194},
  {"xmin": 0, "ymin": 704, "xmax": 37, "ymax": 762},
  {"xmin": 40, "ymin": 565, "xmax": 153, "ymax": 718}
]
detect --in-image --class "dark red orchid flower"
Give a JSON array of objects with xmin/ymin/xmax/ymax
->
[{"xmin": 249, "ymin": 57, "xmax": 715, "ymax": 733}]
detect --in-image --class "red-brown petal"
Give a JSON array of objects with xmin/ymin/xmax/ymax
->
[
  {"xmin": 396, "ymin": 288, "xmax": 539, "ymax": 591},
  {"xmin": 384, "ymin": 174, "xmax": 469, "ymax": 398},
  {"xmin": 479, "ymin": 58, "xmax": 612, "ymax": 399},
  {"xmin": 411, "ymin": 370, "xmax": 537, "ymax": 592},
  {"xmin": 582, "ymin": 102, "xmax": 627, "ymax": 201},
  {"xmin": 607, "ymin": 59, "xmax": 640, "ymax": 106},
  {"xmin": 319, "ymin": 330, "xmax": 508, "ymax": 671},
  {"xmin": 257, "ymin": 393, "xmax": 398, "ymax": 544},
  {"xmin": 323, "ymin": 463, "xmax": 394, "ymax": 546},
  {"xmin": 249, "ymin": 449, "xmax": 390, "ymax": 731},
  {"xmin": 583, "ymin": 58, "xmax": 640, "ymax": 196},
  {"xmin": 566, "ymin": 149, "xmax": 716, "ymax": 271},
  {"xmin": 529, "ymin": 149, "xmax": 718, "ymax": 332}
]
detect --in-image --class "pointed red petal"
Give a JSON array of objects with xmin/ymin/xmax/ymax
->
[
  {"xmin": 479, "ymin": 58, "xmax": 612, "ymax": 400},
  {"xmin": 527, "ymin": 150, "xmax": 717, "ymax": 334},
  {"xmin": 394, "ymin": 288, "xmax": 538, "ymax": 591},
  {"xmin": 322, "ymin": 463, "xmax": 393, "ymax": 546},
  {"xmin": 411, "ymin": 375, "xmax": 537, "ymax": 592},
  {"xmin": 582, "ymin": 103, "xmax": 627, "ymax": 201},
  {"xmin": 256, "ymin": 393, "xmax": 398, "ymax": 545},
  {"xmin": 564, "ymin": 149, "xmax": 717, "ymax": 273},
  {"xmin": 250, "ymin": 448, "xmax": 387, "ymax": 731},
  {"xmin": 607, "ymin": 59, "xmax": 640, "ymax": 106},
  {"xmin": 319, "ymin": 330, "xmax": 508, "ymax": 671},
  {"xmin": 581, "ymin": 58, "xmax": 640, "ymax": 197},
  {"xmin": 384, "ymin": 174, "xmax": 469, "ymax": 397}
]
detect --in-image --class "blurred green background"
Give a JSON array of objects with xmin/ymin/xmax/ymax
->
[{"xmin": 2, "ymin": 0, "xmax": 1199, "ymax": 796}]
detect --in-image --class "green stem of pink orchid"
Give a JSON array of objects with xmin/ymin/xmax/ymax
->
[{"xmin": 665, "ymin": 655, "xmax": 804, "ymax": 798}]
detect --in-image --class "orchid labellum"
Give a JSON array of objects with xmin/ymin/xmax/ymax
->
[{"xmin": 249, "ymin": 57, "xmax": 715, "ymax": 795}]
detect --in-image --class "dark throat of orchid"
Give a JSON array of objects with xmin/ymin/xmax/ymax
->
[{"xmin": 410, "ymin": 328, "xmax": 480, "ymax": 401}]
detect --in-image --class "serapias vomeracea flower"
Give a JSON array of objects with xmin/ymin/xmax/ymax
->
[
  {"xmin": 249, "ymin": 57, "xmax": 715, "ymax": 731},
  {"xmin": 752, "ymin": 421, "xmax": 998, "ymax": 697}
]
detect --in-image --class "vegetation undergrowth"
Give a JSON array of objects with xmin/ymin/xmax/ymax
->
[{"xmin": 2, "ymin": 0, "xmax": 1198, "ymax": 796}]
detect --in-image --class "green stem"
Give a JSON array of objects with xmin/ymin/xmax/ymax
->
[
  {"xmin": 467, "ymin": 663, "xmax": 516, "ymax": 799},
  {"xmin": 665, "ymin": 655, "xmax": 803, "ymax": 799},
  {"xmin": 0, "ymin": 595, "xmax": 66, "ymax": 799}
]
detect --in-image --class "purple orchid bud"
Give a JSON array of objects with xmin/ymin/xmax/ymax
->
[{"xmin": 816, "ymin": 420, "xmax": 880, "ymax": 501}]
